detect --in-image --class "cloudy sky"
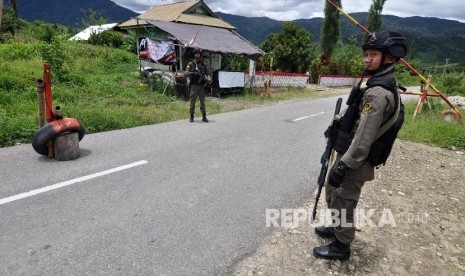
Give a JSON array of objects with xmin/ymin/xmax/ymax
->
[{"xmin": 111, "ymin": 0, "xmax": 465, "ymax": 22}]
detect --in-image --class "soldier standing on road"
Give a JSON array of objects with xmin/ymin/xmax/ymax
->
[
  {"xmin": 186, "ymin": 47, "xmax": 209, "ymax": 123},
  {"xmin": 313, "ymin": 30, "xmax": 408, "ymax": 260}
]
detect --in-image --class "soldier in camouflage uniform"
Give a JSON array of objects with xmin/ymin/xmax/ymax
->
[
  {"xmin": 186, "ymin": 48, "xmax": 208, "ymax": 123},
  {"xmin": 313, "ymin": 30, "xmax": 408, "ymax": 261}
]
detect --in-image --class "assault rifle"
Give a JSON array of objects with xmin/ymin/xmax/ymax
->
[
  {"xmin": 332, "ymin": 76, "xmax": 365, "ymax": 154},
  {"xmin": 312, "ymin": 97, "xmax": 343, "ymax": 221}
]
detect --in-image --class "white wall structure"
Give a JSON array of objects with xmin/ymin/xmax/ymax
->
[
  {"xmin": 69, "ymin": 23, "xmax": 118, "ymax": 41},
  {"xmin": 246, "ymin": 72, "xmax": 309, "ymax": 88},
  {"xmin": 319, "ymin": 75, "xmax": 370, "ymax": 87}
]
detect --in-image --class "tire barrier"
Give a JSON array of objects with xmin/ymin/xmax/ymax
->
[
  {"xmin": 32, "ymin": 118, "xmax": 85, "ymax": 155},
  {"xmin": 440, "ymin": 110, "xmax": 461, "ymax": 122}
]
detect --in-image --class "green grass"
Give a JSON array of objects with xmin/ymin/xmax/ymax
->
[
  {"xmin": 0, "ymin": 42, "xmax": 222, "ymax": 146},
  {"xmin": 1, "ymin": 37, "xmax": 464, "ymax": 151},
  {"xmin": 399, "ymin": 101, "xmax": 465, "ymax": 150}
]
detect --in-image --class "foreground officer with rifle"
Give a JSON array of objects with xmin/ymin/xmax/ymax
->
[{"xmin": 313, "ymin": 30, "xmax": 407, "ymax": 261}]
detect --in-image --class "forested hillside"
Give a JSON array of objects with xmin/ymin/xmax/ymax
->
[
  {"xmin": 217, "ymin": 12, "xmax": 465, "ymax": 64},
  {"xmin": 1, "ymin": 0, "xmax": 138, "ymax": 27},
  {"xmin": 3, "ymin": 0, "xmax": 464, "ymax": 64}
]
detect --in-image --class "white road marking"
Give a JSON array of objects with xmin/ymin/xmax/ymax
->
[
  {"xmin": 0, "ymin": 160, "xmax": 148, "ymax": 206},
  {"xmin": 292, "ymin": 112, "xmax": 325, "ymax": 122}
]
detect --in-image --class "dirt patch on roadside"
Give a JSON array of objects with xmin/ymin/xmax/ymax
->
[{"xmin": 232, "ymin": 140, "xmax": 465, "ymax": 275}]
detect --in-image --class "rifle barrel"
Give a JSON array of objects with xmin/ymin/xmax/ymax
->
[{"xmin": 312, "ymin": 97, "xmax": 343, "ymax": 221}]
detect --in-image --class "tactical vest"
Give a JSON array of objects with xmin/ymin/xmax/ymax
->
[
  {"xmin": 188, "ymin": 60, "xmax": 207, "ymax": 85},
  {"xmin": 334, "ymin": 71, "xmax": 404, "ymax": 167},
  {"xmin": 365, "ymin": 76, "xmax": 404, "ymax": 167}
]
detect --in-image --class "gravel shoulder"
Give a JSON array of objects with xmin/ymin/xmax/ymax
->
[{"xmin": 231, "ymin": 138, "xmax": 465, "ymax": 275}]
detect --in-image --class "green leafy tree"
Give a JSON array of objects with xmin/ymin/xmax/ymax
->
[
  {"xmin": 367, "ymin": 0, "xmax": 387, "ymax": 32},
  {"xmin": 0, "ymin": 1, "xmax": 3, "ymax": 34},
  {"xmin": 332, "ymin": 37, "xmax": 364, "ymax": 75},
  {"xmin": 1, "ymin": 4, "xmax": 18, "ymax": 36},
  {"xmin": 222, "ymin": 54, "xmax": 249, "ymax": 70},
  {"xmin": 10, "ymin": 0, "xmax": 18, "ymax": 23},
  {"xmin": 409, "ymin": 39, "xmax": 417, "ymax": 60},
  {"xmin": 0, "ymin": 0, "xmax": 19, "ymax": 35},
  {"xmin": 39, "ymin": 35, "xmax": 70, "ymax": 82},
  {"xmin": 260, "ymin": 22, "xmax": 315, "ymax": 73},
  {"xmin": 320, "ymin": 0, "xmax": 341, "ymax": 62}
]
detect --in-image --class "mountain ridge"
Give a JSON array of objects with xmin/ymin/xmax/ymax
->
[
  {"xmin": 3, "ymin": 0, "xmax": 464, "ymax": 63},
  {"xmin": 2, "ymin": 0, "xmax": 138, "ymax": 27},
  {"xmin": 216, "ymin": 12, "xmax": 465, "ymax": 63}
]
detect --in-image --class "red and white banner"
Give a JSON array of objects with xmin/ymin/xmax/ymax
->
[
  {"xmin": 184, "ymin": 31, "xmax": 198, "ymax": 48},
  {"xmin": 139, "ymin": 37, "xmax": 176, "ymax": 64}
]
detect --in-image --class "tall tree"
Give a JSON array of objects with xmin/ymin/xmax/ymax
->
[
  {"xmin": 0, "ymin": 1, "xmax": 3, "ymax": 35},
  {"xmin": 260, "ymin": 22, "xmax": 315, "ymax": 73},
  {"xmin": 367, "ymin": 0, "xmax": 387, "ymax": 32},
  {"xmin": 1, "ymin": 2, "xmax": 18, "ymax": 36},
  {"xmin": 320, "ymin": 0, "xmax": 341, "ymax": 62},
  {"xmin": 409, "ymin": 39, "xmax": 417, "ymax": 60},
  {"xmin": 7, "ymin": 0, "xmax": 18, "ymax": 26}
]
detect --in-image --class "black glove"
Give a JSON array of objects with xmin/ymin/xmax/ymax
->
[
  {"xmin": 320, "ymin": 152, "xmax": 326, "ymax": 164},
  {"xmin": 328, "ymin": 161, "xmax": 348, "ymax": 188},
  {"xmin": 324, "ymin": 126, "xmax": 331, "ymax": 139}
]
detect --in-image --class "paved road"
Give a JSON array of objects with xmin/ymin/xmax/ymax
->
[{"xmin": 0, "ymin": 96, "xmax": 347, "ymax": 275}]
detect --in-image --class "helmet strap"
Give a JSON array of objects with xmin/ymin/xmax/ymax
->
[{"xmin": 365, "ymin": 51, "xmax": 391, "ymax": 75}]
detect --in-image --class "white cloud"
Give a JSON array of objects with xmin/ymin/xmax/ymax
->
[{"xmin": 111, "ymin": 0, "xmax": 465, "ymax": 22}]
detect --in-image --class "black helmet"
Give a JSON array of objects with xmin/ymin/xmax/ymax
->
[
  {"xmin": 362, "ymin": 30, "xmax": 408, "ymax": 58},
  {"xmin": 192, "ymin": 47, "xmax": 202, "ymax": 54}
]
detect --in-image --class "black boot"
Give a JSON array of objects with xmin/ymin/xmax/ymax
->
[
  {"xmin": 202, "ymin": 113, "xmax": 209, "ymax": 122},
  {"xmin": 313, "ymin": 239, "xmax": 351, "ymax": 261},
  {"xmin": 315, "ymin": 226, "xmax": 335, "ymax": 239},
  {"xmin": 189, "ymin": 113, "xmax": 194, "ymax": 122}
]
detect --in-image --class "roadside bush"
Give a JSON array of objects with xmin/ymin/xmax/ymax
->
[
  {"xmin": 19, "ymin": 21, "xmax": 71, "ymax": 43},
  {"xmin": 147, "ymin": 74, "xmax": 176, "ymax": 96},
  {"xmin": 308, "ymin": 42, "xmax": 363, "ymax": 83},
  {"xmin": 0, "ymin": 42, "xmax": 40, "ymax": 60},
  {"xmin": 122, "ymin": 32, "xmax": 138, "ymax": 53},
  {"xmin": 331, "ymin": 43, "xmax": 364, "ymax": 75},
  {"xmin": 0, "ymin": 70, "xmax": 28, "ymax": 91},
  {"xmin": 88, "ymin": 31, "xmax": 124, "ymax": 48},
  {"xmin": 439, "ymin": 73, "xmax": 465, "ymax": 96},
  {"xmin": 38, "ymin": 35, "xmax": 70, "ymax": 82}
]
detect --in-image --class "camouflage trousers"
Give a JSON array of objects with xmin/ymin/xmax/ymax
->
[
  {"xmin": 189, "ymin": 84, "xmax": 206, "ymax": 115},
  {"xmin": 325, "ymin": 177, "xmax": 365, "ymax": 245}
]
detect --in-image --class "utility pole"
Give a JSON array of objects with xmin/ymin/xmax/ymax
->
[{"xmin": 443, "ymin": 58, "xmax": 450, "ymax": 77}]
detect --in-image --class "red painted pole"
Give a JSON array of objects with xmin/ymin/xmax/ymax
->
[
  {"xmin": 324, "ymin": 0, "xmax": 461, "ymax": 119},
  {"xmin": 44, "ymin": 63, "xmax": 54, "ymax": 123},
  {"xmin": 43, "ymin": 63, "xmax": 55, "ymax": 157}
]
